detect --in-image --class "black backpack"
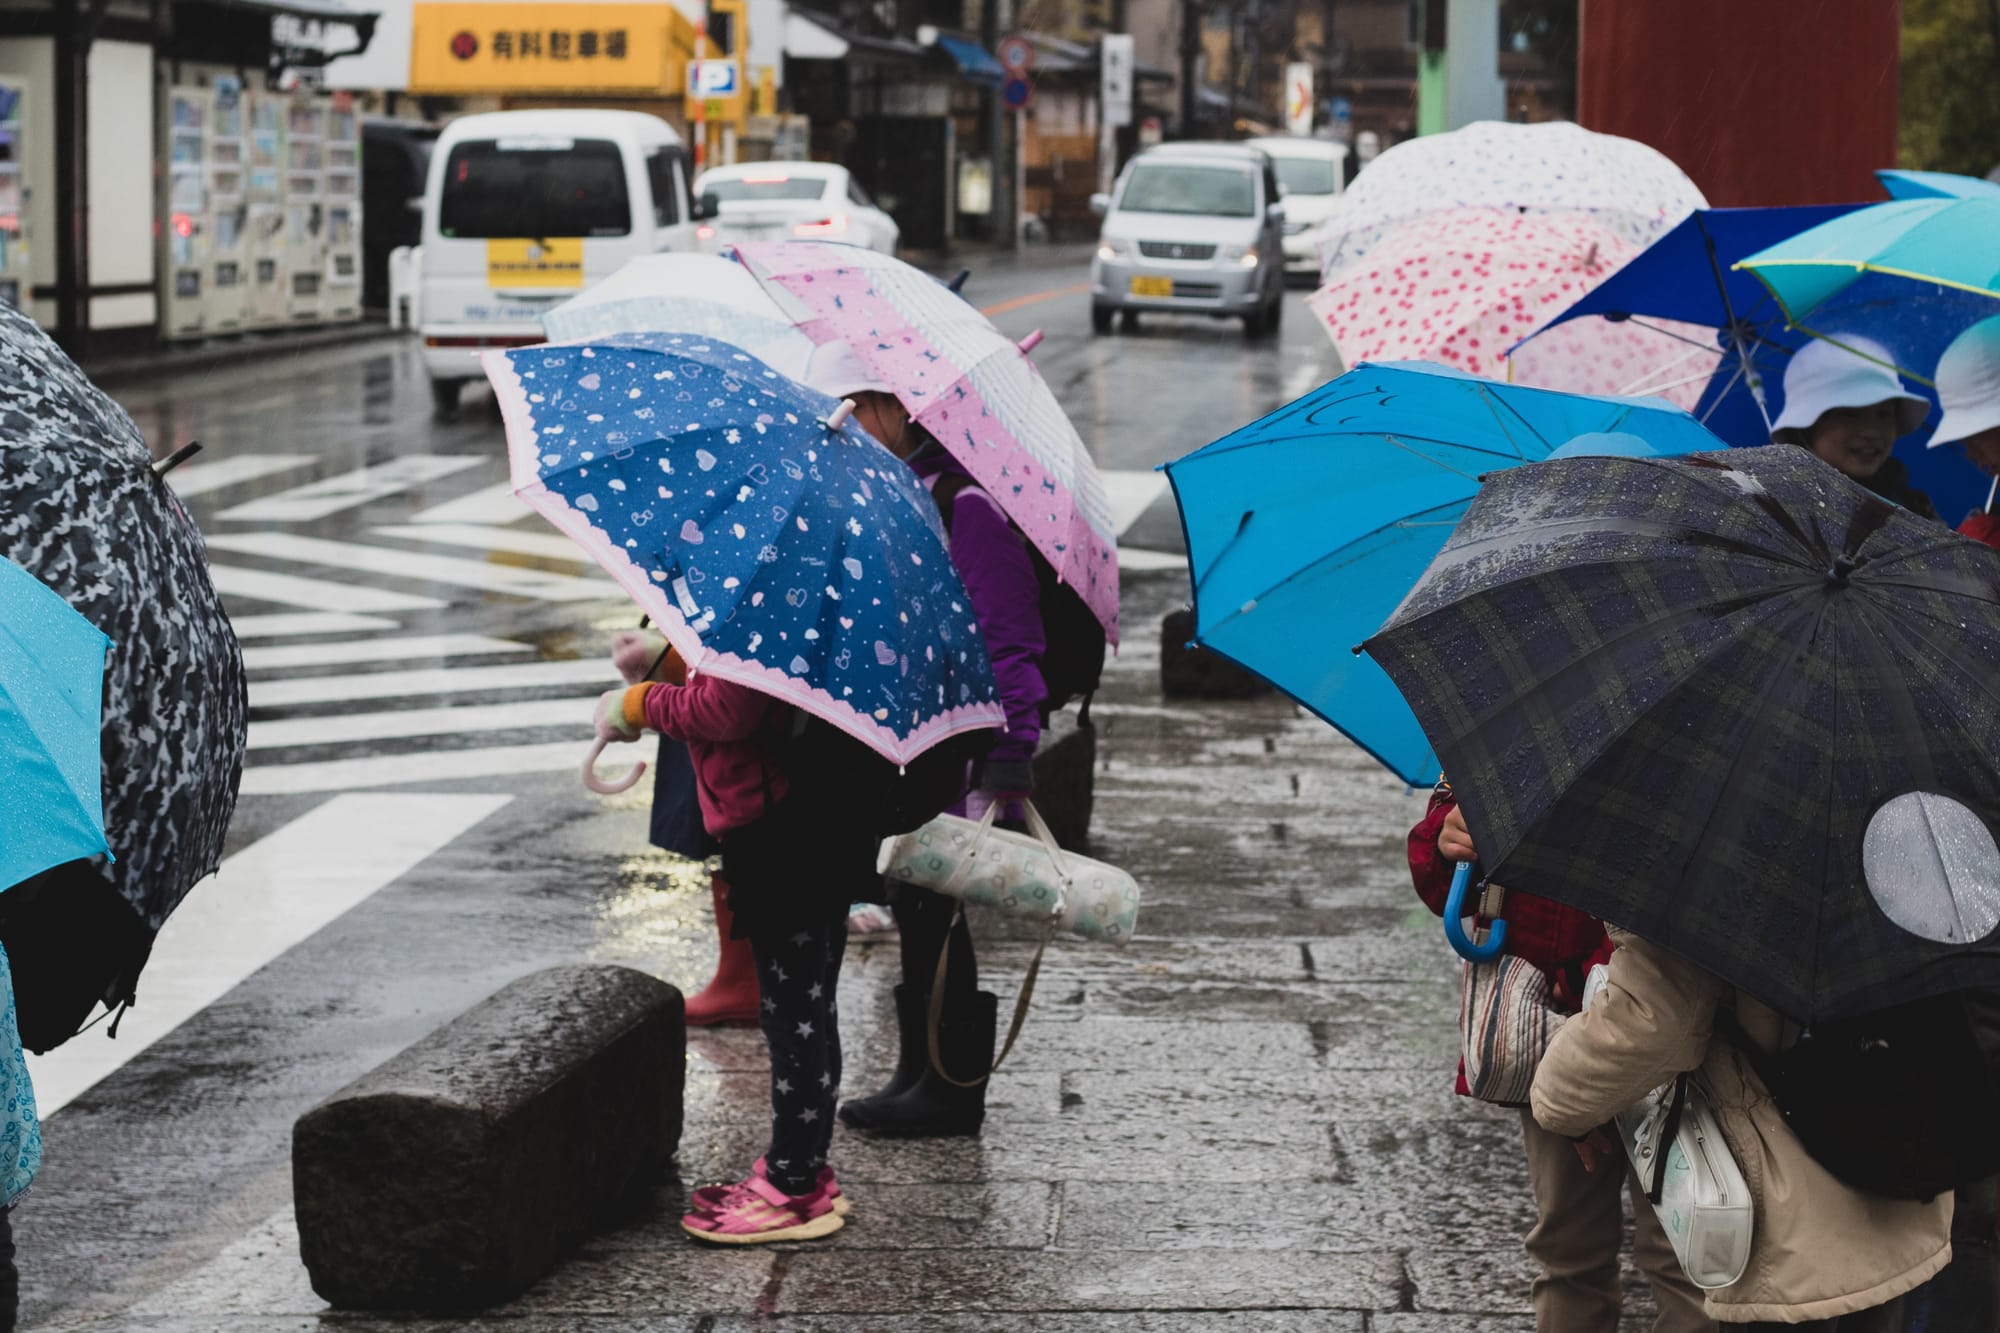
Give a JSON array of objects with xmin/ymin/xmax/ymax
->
[
  {"xmin": 779, "ymin": 711, "xmax": 995, "ymax": 840},
  {"xmin": 1724, "ymin": 987, "xmax": 2000, "ymax": 1201},
  {"xmin": 930, "ymin": 474, "xmax": 1107, "ymax": 715}
]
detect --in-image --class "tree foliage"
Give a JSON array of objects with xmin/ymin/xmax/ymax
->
[{"xmin": 1902, "ymin": 0, "xmax": 2000, "ymax": 176}]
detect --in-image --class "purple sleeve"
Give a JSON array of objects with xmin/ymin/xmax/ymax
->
[{"xmin": 948, "ymin": 487, "xmax": 1046, "ymax": 775}]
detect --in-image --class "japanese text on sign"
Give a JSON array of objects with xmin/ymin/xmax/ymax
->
[{"xmin": 410, "ymin": 3, "xmax": 689, "ymax": 93}]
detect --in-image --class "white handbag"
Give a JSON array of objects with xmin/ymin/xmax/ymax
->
[
  {"xmin": 878, "ymin": 801, "xmax": 1142, "ymax": 1085},
  {"xmin": 1583, "ymin": 965, "xmax": 1753, "ymax": 1289}
]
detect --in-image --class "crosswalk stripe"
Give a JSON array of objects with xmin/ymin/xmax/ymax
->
[
  {"xmin": 208, "ymin": 564, "xmax": 444, "ymax": 614},
  {"xmin": 27, "ymin": 793, "xmax": 512, "ymax": 1116},
  {"xmin": 216, "ymin": 455, "xmax": 487, "ymax": 523},
  {"xmin": 406, "ymin": 482, "xmax": 528, "ymax": 527},
  {"xmin": 240, "ymin": 633, "xmax": 535, "ymax": 673},
  {"xmin": 373, "ymin": 523, "xmax": 592, "ymax": 564},
  {"xmin": 247, "ymin": 696, "xmax": 591, "ymax": 751},
  {"xmin": 1101, "ymin": 469, "xmax": 1173, "ymax": 536},
  {"xmin": 250, "ymin": 658, "xmax": 614, "ymax": 708},
  {"xmin": 204, "ymin": 532, "xmax": 616, "ymax": 603},
  {"xmin": 165, "ymin": 453, "xmax": 314, "ymax": 499},
  {"xmin": 1120, "ymin": 547, "xmax": 1186, "ymax": 573},
  {"xmin": 227, "ymin": 612, "xmax": 399, "ymax": 640},
  {"xmin": 238, "ymin": 740, "xmax": 594, "ymax": 795}
]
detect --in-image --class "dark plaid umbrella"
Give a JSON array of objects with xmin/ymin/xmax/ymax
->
[
  {"xmin": 0, "ymin": 304, "xmax": 246, "ymax": 1050},
  {"xmin": 1363, "ymin": 444, "xmax": 2000, "ymax": 1024}
]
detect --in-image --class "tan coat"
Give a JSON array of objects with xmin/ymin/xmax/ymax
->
[{"xmin": 1530, "ymin": 928, "xmax": 1953, "ymax": 1324}]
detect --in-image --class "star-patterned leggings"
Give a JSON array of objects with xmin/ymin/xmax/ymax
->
[{"xmin": 752, "ymin": 917, "xmax": 849, "ymax": 1196}]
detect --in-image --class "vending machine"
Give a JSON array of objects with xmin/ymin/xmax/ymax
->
[
  {"xmin": 206, "ymin": 77, "xmax": 250, "ymax": 332},
  {"xmin": 283, "ymin": 97, "xmax": 324, "ymax": 323},
  {"xmin": 245, "ymin": 90, "xmax": 287, "ymax": 328},
  {"xmin": 321, "ymin": 95, "xmax": 361, "ymax": 323},
  {"xmin": 162, "ymin": 86, "xmax": 209, "ymax": 338},
  {"xmin": 0, "ymin": 81, "xmax": 27, "ymax": 311}
]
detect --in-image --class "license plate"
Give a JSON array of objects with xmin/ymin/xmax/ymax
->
[
  {"xmin": 1129, "ymin": 275, "xmax": 1173, "ymax": 298},
  {"xmin": 486, "ymin": 238, "xmax": 584, "ymax": 289}
]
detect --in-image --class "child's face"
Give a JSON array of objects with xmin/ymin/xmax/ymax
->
[
  {"xmin": 1808, "ymin": 401, "xmax": 1901, "ymax": 480},
  {"xmin": 1962, "ymin": 429, "xmax": 2000, "ymax": 476}
]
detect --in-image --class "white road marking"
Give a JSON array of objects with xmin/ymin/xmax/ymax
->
[
  {"xmin": 165, "ymin": 453, "xmax": 313, "ymax": 499},
  {"xmin": 250, "ymin": 658, "xmax": 614, "ymax": 708},
  {"xmin": 216, "ymin": 455, "xmax": 486, "ymax": 523},
  {"xmin": 406, "ymin": 482, "xmax": 529, "ymax": 527},
  {"xmin": 226, "ymin": 612, "xmax": 398, "ymax": 640},
  {"xmin": 1101, "ymin": 469, "xmax": 1172, "ymax": 536},
  {"xmin": 247, "ymin": 696, "xmax": 592, "ymax": 751},
  {"xmin": 203, "ymin": 533, "xmax": 615, "ymax": 603},
  {"xmin": 28, "ymin": 793, "xmax": 511, "ymax": 1116},
  {"xmin": 373, "ymin": 523, "xmax": 591, "ymax": 564},
  {"xmin": 239, "ymin": 740, "xmax": 593, "ymax": 795},
  {"xmin": 241, "ymin": 633, "xmax": 534, "ymax": 673},
  {"xmin": 1120, "ymin": 547, "xmax": 1187, "ymax": 573},
  {"xmin": 207, "ymin": 564, "xmax": 444, "ymax": 614}
]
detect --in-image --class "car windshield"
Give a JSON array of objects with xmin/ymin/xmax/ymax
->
[
  {"xmin": 703, "ymin": 176, "xmax": 831, "ymax": 202},
  {"xmin": 439, "ymin": 138, "xmax": 630, "ymax": 238},
  {"xmin": 1118, "ymin": 164, "xmax": 1256, "ymax": 217},
  {"xmin": 1272, "ymin": 156, "xmax": 1338, "ymax": 195}
]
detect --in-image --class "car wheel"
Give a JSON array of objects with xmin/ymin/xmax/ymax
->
[
  {"xmin": 1120, "ymin": 309, "xmax": 1140, "ymax": 333},
  {"xmin": 1242, "ymin": 307, "xmax": 1265, "ymax": 339},
  {"xmin": 1268, "ymin": 290, "xmax": 1284, "ymax": 332},
  {"xmin": 430, "ymin": 378, "xmax": 462, "ymax": 420},
  {"xmin": 1091, "ymin": 305, "xmax": 1114, "ymax": 335}
]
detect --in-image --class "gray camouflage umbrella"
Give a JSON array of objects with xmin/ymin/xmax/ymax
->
[{"xmin": 0, "ymin": 303, "xmax": 246, "ymax": 1050}]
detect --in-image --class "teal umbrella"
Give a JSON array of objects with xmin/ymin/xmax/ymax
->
[
  {"xmin": 0, "ymin": 555, "xmax": 110, "ymax": 892},
  {"xmin": 1875, "ymin": 168, "xmax": 2000, "ymax": 201}
]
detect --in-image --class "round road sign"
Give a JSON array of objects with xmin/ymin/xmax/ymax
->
[
  {"xmin": 1001, "ymin": 76, "xmax": 1033, "ymax": 111},
  {"xmin": 997, "ymin": 35, "xmax": 1035, "ymax": 74}
]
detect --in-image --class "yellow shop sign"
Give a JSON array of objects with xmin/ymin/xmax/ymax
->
[
  {"xmin": 486, "ymin": 238, "xmax": 585, "ymax": 289},
  {"xmin": 409, "ymin": 3, "xmax": 692, "ymax": 94}
]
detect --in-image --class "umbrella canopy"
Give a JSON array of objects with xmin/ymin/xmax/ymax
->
[
  {"xmin": 1514, "ymin": 204, "xmax": 1864, "ymax": 448},
  {"xmin": 0, "ymin": 304, "xmax": 246, "ymax": 1047},
  {"xmin": 1162, "ymin": 360, "xmax": 1724, "ymax": 785},
  {"xmin": 732, "ymin": 241, "xmax": 1121, "ymax": 644},
  {"xmin": 0, "ymin": 555, "xmax": 110, "ymax": 891},
  {"xmin": 1307, "ymin": 208, "xmax": 1717, "ymax": 410},
  {"xmin": 1313, "ymin": 119, "xmax": 1707, "ymax": 281},
  {"xmin": 540, "ymin": 253, "xmax": 815, "ymax": 379},
  {"xmin": 485, "ymin": 333, "xmax": 1005, "ymax": 764},
  {"xmin": 1363, "ymin": 445, "xmax": 2000, "ymax": 1023},
  {"xmin": 1876, "ymin": 168, "xmax": 2000, "ymax": 201}
]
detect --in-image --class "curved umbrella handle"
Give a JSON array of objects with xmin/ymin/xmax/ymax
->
[
  {"xmin": 1018, "ymin": 329, "xmax": 1044, "ymax": 355},
  {"xmin": 582, "ymin": 737, "xmax": 647, "ymax": 795},
  {"xmin": 826, "ymin": 399, "xmax": 856, "ymax": 431},
  {"xmin": 1443, "ymin": 861, "xmax": 1507, "ymax": 962}
]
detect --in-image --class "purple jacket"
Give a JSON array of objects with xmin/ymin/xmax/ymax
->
[{"xmin": 912, "ymin": 449, "xmax": 1046, "ymax": 786}]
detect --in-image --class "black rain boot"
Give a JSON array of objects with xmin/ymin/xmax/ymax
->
[
  {"xmin": 848, "ymin": 990, "xmax": 998, "ymax": 1138},
  {"xmin": 837, "ymin": 983, "xmax": 929, "ymax": 1129}
]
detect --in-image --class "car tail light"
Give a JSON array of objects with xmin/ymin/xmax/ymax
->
[
  {"xmin": 793, "ymin": 213, "xmax": 848, "ymax": 238},
  {"xmin": 697, "ymin": 225, "xmax": 716, "ymax": 240}
]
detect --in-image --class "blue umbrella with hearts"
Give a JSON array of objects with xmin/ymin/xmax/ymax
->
[{"xmin": 483, "ymin": 333, "xmax": 1006, "ymax": 774}]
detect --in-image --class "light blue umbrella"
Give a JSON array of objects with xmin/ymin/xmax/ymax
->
[
  {"xmin": 1161, "ymin": 362, "xmax": 1725, "ymax": 790},
  {"xmin": 1876, "ymin": 168, "xmax": 2000, "ymax": 201},
  {"xmin": 0, "ymin": 555, "xmax": 110, "ymax": 892}
]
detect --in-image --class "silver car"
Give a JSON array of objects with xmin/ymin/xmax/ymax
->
[{"xmin": 1089, "ymin": 144, "xmax": 1288, "ymax": 338}]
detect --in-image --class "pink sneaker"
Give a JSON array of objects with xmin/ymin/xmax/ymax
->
[
  {"xmin": 691, "ymin": 1158, "xmax": 849, "ymax": 1216},
  {"xmin": 682, "ymin": 1170, "xmax": 844, "ymax": 1245}
]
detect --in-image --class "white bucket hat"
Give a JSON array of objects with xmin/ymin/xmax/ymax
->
[
  {"xmin": 1771, "ymin": 336, "xmax": 1929, "ymax": 438},
  {"xmin": 803, "ymin": 340, "xmax": 896, "ymax": 401},
  {"xmin": 1928, "ymin": 315, "xmax": 2000, "ymax": 448}
]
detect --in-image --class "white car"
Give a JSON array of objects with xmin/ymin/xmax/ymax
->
[
  {"xmin": 691, "ymin": 163, "xmax": 900, "ymax": 255},
  {"xmin": 1247, "ymin": 137, "xmax": 1348, "ymax": 283}
]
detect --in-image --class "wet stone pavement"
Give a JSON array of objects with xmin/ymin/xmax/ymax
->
[{"xmin": 78, "ymin": 573, "xmax": 1657, "ymax": 1331}]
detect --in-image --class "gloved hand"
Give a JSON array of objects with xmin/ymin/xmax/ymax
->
[
  {"xmin": 610, "ymin": 630, "xmax": 657, "ymax": 685},
  {"xmin": 967, "ymin": 759, "xmax": 1033, "ymax": 827},
  {"xmin": 595, "ymin": 687, "xmax": 643, "ymax": 743}
]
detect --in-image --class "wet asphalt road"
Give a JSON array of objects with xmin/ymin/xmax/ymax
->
[{"xmin": 19, "ymin": 253, "xmax": 1654, "ymax": 1330}]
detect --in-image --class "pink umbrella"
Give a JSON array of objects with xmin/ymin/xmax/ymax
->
[
  {"xmin": 1307, "ymin": 209, "xmax": 1720, "ymax": 408},
  {"xmin": 732, "ymin": 241, "xmax": 1120, "ymax": 644}
]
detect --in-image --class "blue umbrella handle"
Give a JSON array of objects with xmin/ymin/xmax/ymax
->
[{"xmin": 1444, "ymin": 861, "xmax": 1507, "ymax": 961}]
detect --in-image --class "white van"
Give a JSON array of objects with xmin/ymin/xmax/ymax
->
[{"xmin": 417, "ymin": 109, "xmax": 717, "ymax": 415}]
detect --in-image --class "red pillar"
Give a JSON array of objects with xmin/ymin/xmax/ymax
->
[{"xmin": 1577, "ymin": 0, "xmax": 1900, "ymax": 207}]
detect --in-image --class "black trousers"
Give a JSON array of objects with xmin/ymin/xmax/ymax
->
[
  {"xmin": 751, "ymin": 918, "xmax": 847, "ymax": 1196},
  {"xmin": 893, "ymin": 883, "xmax": 977, "ymax": 1007}
]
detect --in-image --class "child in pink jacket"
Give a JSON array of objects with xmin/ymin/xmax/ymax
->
[{"xmin": 596, "ymin": 671, "xmax": 877, "ymax": 1245}]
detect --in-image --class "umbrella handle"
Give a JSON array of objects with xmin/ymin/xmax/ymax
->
[
  {"xmin": 582, "ymin": 737, "xmax": 647, "ymax": 795},
  {"xmin": 1018, "ymin": 329, "xmax": 1044, "ymax": 355},
  {"xmin": 1444, "ymin": 861, "xmax": 1507, "ymax": 962},
  {"xmin": 827, "ymin": 398, "xmax": 856, "ymax": 431}
]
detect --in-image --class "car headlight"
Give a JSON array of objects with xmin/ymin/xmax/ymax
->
[
  {"xmin": 1097, "ymin": 237, "xmax": 1130, "ymax": 261},
  {"xmin": 1238, "ymin": 246, "xmax": 1261, "ymax": 269}
]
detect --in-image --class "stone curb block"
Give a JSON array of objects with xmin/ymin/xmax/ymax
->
[
  {"xmin": 1158, "ymin": 606, "xmax": 1272, "ymax": 700},
  {"xmin": 293, "ymin": 964, "xmax": 684, "ymax": 1311}
]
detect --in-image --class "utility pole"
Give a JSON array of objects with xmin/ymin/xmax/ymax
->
[
  {"xmin": 1178, "ymin": 0, "xmax": 1200, "ymax": 136},
  {"xmin": 980, "ymin": 0, "xmax": 1011, "ymax": 246},
  {"xmin": 1320, "ymin": 0, "xmax": 1335, "ymax": 132}
]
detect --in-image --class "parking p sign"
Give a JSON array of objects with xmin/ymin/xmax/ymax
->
[{"xmin": 688, "ymin": 59, "xmax": 739, "ymax": 97}]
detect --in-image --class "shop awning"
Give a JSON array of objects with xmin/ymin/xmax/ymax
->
[
  {"xmin": 936, "ymin": 35, "xmax": 1005, "ymax": 86},
  {"xmin": 199, "ymin": 0, "xmax": 377, "ymax": 24},
  {"xmin": 784, "ymin": 10, "xmax": 850, "ymax": 60}
]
